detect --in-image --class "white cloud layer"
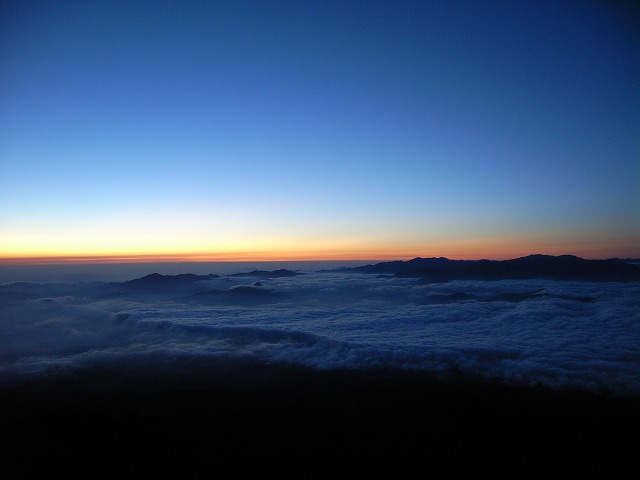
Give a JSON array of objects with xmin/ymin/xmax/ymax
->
[{"xmin": 1, "ymin": 270, "xmax": 639, "ymax": 396}]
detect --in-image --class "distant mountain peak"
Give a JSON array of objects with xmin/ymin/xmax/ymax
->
[
  {"xmin": 229, "ymin": 269, "xmax": 299, "ymax": 279},
  {"xmin": 331, "ymin": 254, "xmax": 640, "ymax": 282}
]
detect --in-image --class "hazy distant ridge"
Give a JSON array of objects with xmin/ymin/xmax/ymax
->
[
  {"xmin": 229, "ymin": 269, "xmax": 300, "ymax": 278},
  {"xmin": 332, "ymin": 254, "xmax": 640, "ymax": 282}
]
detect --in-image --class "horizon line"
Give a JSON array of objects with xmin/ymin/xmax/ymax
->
[{"xmin": 1, "ymin": 251, "xmax": 638, "ymax": 266}]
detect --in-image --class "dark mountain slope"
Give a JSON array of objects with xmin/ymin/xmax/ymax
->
[{"xmin": 332, "ymin": 254, "xmax": 640, "ymax": 282}]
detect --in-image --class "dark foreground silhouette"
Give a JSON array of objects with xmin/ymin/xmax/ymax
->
[{"xmin": 1, "ymin": 361, "xmax": 637, "ymax": 477}]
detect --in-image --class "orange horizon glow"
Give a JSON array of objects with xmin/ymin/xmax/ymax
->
[{"xmin": 1, "ymin": 244, "xmax": 638, "ymax": 265}]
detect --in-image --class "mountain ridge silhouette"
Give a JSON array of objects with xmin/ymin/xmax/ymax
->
[{"xmin": 329, "ymin": 254, "xmax": 640, "ymax": 282}]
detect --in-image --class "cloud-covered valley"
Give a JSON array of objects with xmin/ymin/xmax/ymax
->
[{"xmin": 2, "ymin": 265, "xmax": 638, "ymax": 397}]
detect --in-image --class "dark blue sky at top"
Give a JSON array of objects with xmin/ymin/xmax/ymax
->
[{"xmin": 1, "ymin": 0, "xmax": 638, "ymax": 259}]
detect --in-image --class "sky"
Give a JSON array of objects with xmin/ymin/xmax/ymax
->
[{"xmin": 1, "ymin": 0, "xmax": 639, "ymax": 262}]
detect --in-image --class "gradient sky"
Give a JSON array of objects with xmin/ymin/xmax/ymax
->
[{"xmin": 1, "ymin": 0, "xmax": 639, "ymax": 262}]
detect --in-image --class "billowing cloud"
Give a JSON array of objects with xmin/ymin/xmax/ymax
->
[{"xmin": 1, "ymin": 271, "xmax": 638, "ymax": 396}]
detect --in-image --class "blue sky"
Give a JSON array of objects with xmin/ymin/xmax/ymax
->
[{"xmin": 1, "ymin": 0, "xmax": 638, "ymax": 260}]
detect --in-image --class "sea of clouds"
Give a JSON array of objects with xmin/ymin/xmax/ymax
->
[{"xmin": 1, "ymin": 266, "xmax": 638, "ymax": 396}]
